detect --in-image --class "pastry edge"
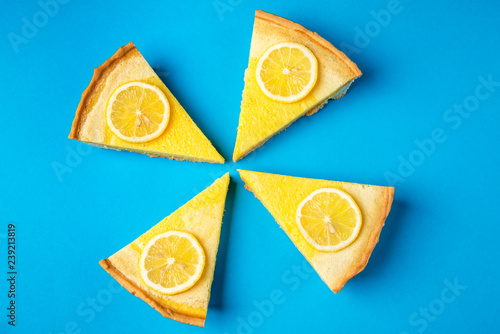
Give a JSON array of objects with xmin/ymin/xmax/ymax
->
[
  {"xmin": 330, "ymin": 186, "xmax": 395, "ymax": 293},
  {"xmin": 82, "ymin": 141, "xmax": 224, "ymax": 164},
  {"xmin": 68, "ymin": 41, "xmax": 137, "ymax": 140},
  {"xmin": 255, "ymin": 10, "xmax": 362, "ymax": 77},
  {"xmin": 99, "ymin": 259, "xmax": 206, "ymax": 327}
]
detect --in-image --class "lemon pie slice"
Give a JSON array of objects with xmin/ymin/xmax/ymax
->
[
  {"xmin": 69, "ymin": 42, "xmax": 224, "ymax": 163},
  {"xmin": 99, "ymin": 173, "xmax": 230, "ymax": 326},
  {"xmin": 233, "ymin": 10, "xmax": 362, "ymax": 161},
  {"xmin": 238, "ymin": 170, "xmax": 394, "ymax": 293}
]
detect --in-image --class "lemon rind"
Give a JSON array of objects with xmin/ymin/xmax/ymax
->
[
  {"xmin": 255, "ymin": 42, "xmax": 318, "ymax": 103},
  {"xmin": 296, "ymin": 188, "xmax": 362, "ymax": 252}
]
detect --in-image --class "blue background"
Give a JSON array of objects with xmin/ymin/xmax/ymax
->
[{"xmin": 1, "ymin": 0, "xmax": 499, "ymax": 333}]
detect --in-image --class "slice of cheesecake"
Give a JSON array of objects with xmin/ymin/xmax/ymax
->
[
  {"xmin": 99, "ymin": 173, "xmax": 230, "ymax": 326},
  {"xmin": 69, "ymin": 42, "xmax": 224, "ymax": 163},
  {"xmin": 239, "ymin": 170, "xmax": 394, "ymax": 293},
  {"xmin": 233, "ymin": 10, "xmax": 362, "ymax": 161}
]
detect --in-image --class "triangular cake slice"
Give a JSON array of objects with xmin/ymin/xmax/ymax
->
[
  {"xmin": 238, "ymin": 170, "xmax": 394, "ymax": 293},
  {"xmin": 99, "ymin": 173, "xmax": 230, "ymax": 326},
  {"xmin": 233, "ymin": 10, "xmax": 362, "ymax": 161},
  {"xmin": 69, "ymin": 42, "xmax": 224, "ymax": 163}
]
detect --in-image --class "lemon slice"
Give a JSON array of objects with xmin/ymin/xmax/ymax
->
[
  {"xmin": 296, "ymin": 188, "xmax": 362, "ymax": 251},
  {"xmin": 256, "ymin": 42, "xmax": 318, "ymax": 103},
  {"xmin": 140, "ymin": 230, "xmax": 205, "ymax": 295},
  {"xmin": 106, "ymin": 81, "xmax": 170, "ymax": 143}
]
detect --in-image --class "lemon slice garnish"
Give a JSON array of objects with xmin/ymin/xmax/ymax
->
[
  {"xmin": 256, "ymin": 42, "xmax": 318, "ymax": 103},
  {"xmin": 106, "ymin": 81, "xmax": 170, "ymax": 143},
  {"xmin": 296, "ymin": 188, "xmax": 362, "ymax": 251},
  {"xmin": 140, "ymin": 231, "xmax": 205, "ymax": 295}
]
